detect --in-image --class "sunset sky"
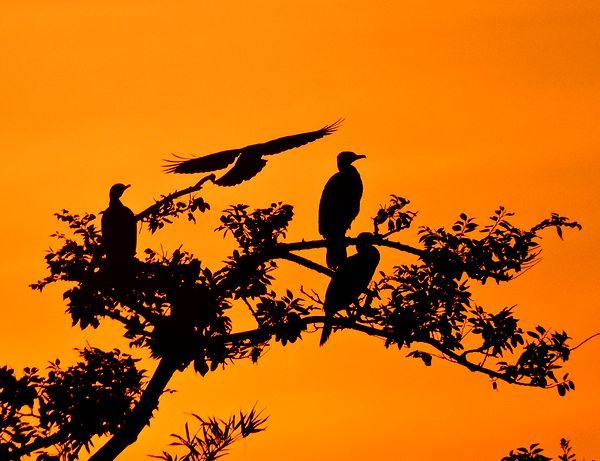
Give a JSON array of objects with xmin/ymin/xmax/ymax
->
[{"xmin": 1, "ymin": 1, "xmax": 599, "ymax": 459}]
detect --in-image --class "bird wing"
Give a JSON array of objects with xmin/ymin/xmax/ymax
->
[
  {"xmin": 163, "ymin": 119, "xmax": 342, "ymax": 174},
  {"xmin": 124, "ymin": 207, "xmax": 137, "ymax": 257},
  {"xmin": 101, "ymin": 205, "xmax": 137, "ymax": 258},
  {"xmin": 319, "ymin": 174, "xmax": 342, "ymax": 237},
  {"xmin": 245, "ymin": 119, "xmax": 343, "ymax": 157},
  {"xmin": 323, "ymin": 249, "xmax": 380, "ymax": 314},
  {"xmin": 319, "ymin": 169, "xmax": 362, "ymax": 237},
  {"xmin": 214, "ymin": 153, "xmax": 268, "ymax": 186},
  {"xmin": 101, "ymin": 209, "xmax": 111, "ymax": 244},
  {"xmin": 323, "ymin": 254, "xmax": 361, "ymax": 313},
  {"xmin": 163, "ymin": 149, "xmax": 240, "ymax": 174}
]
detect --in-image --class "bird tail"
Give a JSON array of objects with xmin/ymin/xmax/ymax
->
[
  {"xmin": 320, "ymin": 319, "xmax": 332, "ymax": 346},
  {"xmin": 326, "ymin": 237, "xmax": 347, "ymax": 269}
]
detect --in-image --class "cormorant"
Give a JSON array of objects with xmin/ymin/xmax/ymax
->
[
  {"xmin": 163, "ymin": 120, "xmax": 342, "ymax": 186},
  {"xmin": 320, "ymin": 232, "xmax": 380, "ymax": 346},
  {"xmin": 101, "ymin": 183, "xmax": 137, "ymax": 267},
  {"xmin": 319, "ymin": 151, "xmax": 366, "ymax": 269}
]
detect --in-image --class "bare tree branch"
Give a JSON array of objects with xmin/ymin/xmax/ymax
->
[
  {"xmin": 275, "ymin": 253, "xmax": 334, "ymax": 277},
  {"xmin": 220, "ymin": 316, "xmax": 541, "ymax": 389},
  {"xmin": 276, "ymin": 236, "xmax": 424, "ymax": 257},
  {"xmin": 9, "ymin": 430, "xmax": 67, "ymax": 460}
]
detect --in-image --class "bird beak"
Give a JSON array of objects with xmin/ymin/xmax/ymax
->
[
  {"xmin": 124, "ymin": 184, "xmax": 131, "ymax": 189},
  {"xmin": 355, "ymin": 154, "xmax": 366, "ymax": 160}
]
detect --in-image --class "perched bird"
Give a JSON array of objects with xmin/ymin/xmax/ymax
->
[
  {"xmin": 319, "ymin": 151, "xmax": 366, "ymax": 269},
  {"xmin": 320, "ymin": 232, "xmax": 380, "ymax": 346},
  {"xmin": 101, "ymin": 183, "xmax": 137, "ymax": 267},
  {"xmin": 163, "ymin": 120, "xmax": 342, "ymax": 186}
]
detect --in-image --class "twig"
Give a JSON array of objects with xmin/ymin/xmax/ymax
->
[
  {"xmin": 300, "ymin": 286, "xmax": 323, "ymax": 305},
  {"xmin": 242, "ymin": 298, "xmax": 259, "ymax": 322},
  {"xmin": 570, "ymin": 332, "xmax": 600, "ymax": 352},
  {"xmin": 276, "ymin": 236, "xmax": 424, "ymax": 257},
  {"xmin": 135, "ymin": 174, "xmax": 216, "ymax": 222}
]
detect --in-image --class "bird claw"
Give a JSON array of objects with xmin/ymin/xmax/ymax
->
[{"xmin": 195, "ymin": 174, "xmax": 217, "ymax": 188}]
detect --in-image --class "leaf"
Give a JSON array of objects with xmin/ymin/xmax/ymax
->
[{"xmin": 194, "ymin": 359, "xmax": 209, "ymax": 377}]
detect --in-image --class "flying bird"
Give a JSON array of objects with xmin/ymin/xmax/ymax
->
[
  {"xmin": 163, "ymin": 120, "xmax": 342, "ymax": 186},
  {"xmin": 101, "ymin": 183, "xmax": 137, "ymax": 267},
  {"xmin": 319, "ymin": 151, "xmax": 366, "ymax": 269},
  {"xmin": 320, "ymin": 232, "xmax": 380, "ymax": 346}
]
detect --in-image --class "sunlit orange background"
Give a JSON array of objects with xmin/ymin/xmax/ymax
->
[{"xmin": 1, "ymin": 1, "xmax": 599, "ymax": 459}]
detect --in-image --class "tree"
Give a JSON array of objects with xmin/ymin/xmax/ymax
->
[{"xmin": 0, "ymin": 143, "xmax": 588, "ymax": 460}]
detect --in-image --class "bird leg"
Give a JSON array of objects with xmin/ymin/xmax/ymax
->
[{"xmin": 196, "ymin": 173, "xmax": 217, "ymax": 187}]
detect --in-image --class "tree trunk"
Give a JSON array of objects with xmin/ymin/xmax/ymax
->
[{"xmin": 88, "ymin": 358, "xmax": 178, "ymax": 461}]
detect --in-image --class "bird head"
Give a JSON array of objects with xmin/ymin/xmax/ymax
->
[
  {"xmin": 337, "ymin": 151, "xmax": 366, "ymax": 169},
  {"xmin": 355, "ymin": 232, "xmax": 375, "ymax": 251},
  {"xmin": 109, "ymin": 183, "xmax": 131, "ymax": 200}
]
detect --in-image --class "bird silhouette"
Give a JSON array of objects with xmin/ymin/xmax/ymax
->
[
  {"xmin": 320, "ymin": 232, "xmax": 380, "ymax": 346},
  {"xmin": 101, "ymin": 184, "xmax": 137, "ymax": 269},
  {"xmin": 319, "ymin": 151, "xmax": 366, "ymax": 269},
  {"xmin": 163, "ymin": 120, "xmax": 342, "ymax": 186}
]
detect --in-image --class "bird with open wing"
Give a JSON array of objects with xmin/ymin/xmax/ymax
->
[{"xmin": 163, "ymin": 119, "xmax": 343, "ymax": 186}]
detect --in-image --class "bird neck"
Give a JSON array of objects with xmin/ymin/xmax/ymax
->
[
  {"xmin": 356, "ymin": 244, "xmax": 368, "ymax": 253},
  {"xmin": 338, "ymin": 162, "xmax": 357, "ymax": 172},
  {"xmin": 109, "ymin": 196, "xmax": 123, "ymax": 206},
  {"xmin": 357, "ymin": 243, "xmax": 376, "ymax": 254}
]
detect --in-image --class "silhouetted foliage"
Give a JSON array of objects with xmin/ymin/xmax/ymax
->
[
  {"xmin": 2, "ymin": 135, "xmax": 589, "ymax": 460},
  {"xmin": 149, "ymin": 407, "xmax": 267, "ymax": 461},
  {"xmin": 0, "ymin": 348, "xmax": 143, "ymax": 459},
  {"xmin": 372, "ymin": 194, "xmax": 416, "ymax": 236},
  {"xmin": 146, "ymin": 194, "xmax": 210, "ymax": 234},
  {"xmin": 502, "ymin": 438, "xmax": 588, "ymax": 461}
]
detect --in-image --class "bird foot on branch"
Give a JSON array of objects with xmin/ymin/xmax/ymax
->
[{"xmin": 196, "ymin": 174, "xmax": 217, "ymax": 188}]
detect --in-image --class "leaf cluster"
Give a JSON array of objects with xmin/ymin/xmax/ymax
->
[
  {"xmin": 502, "ymin": 438, "xmax": 579, "ymax": 461},
  {"xmin": 144, "ymin": 195, "xmax": 210, "ymax": 234},
  {"xmin": 254, "ymin": 290, "xmax": 313, "ymax": 346},
  {"xmin": 419, "ymin": 207, "xmax": 580, "ymax": 284},
  {"xmin": 217, "ymin": 203, "xmax": 294, "ymax": 253},
  {"xmin": 0, "ymin": 348, "xmax": 144, "ymax": 459},
  {"xmin": 151, "ymin": 407, "xmax": 267, "ymax": 461},
  {"xmin": 373, "ymin": 195, "xmax": 417, "ymax": 236}
]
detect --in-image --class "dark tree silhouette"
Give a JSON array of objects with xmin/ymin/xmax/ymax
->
[{"xmin": 0, "ymin": 126, "xmax": 592, "ymax": 461}]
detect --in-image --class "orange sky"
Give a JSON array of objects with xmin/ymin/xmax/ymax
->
[{"xmin": 1, "ymin": 1, "xmax": 599, "ymax": 460}]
